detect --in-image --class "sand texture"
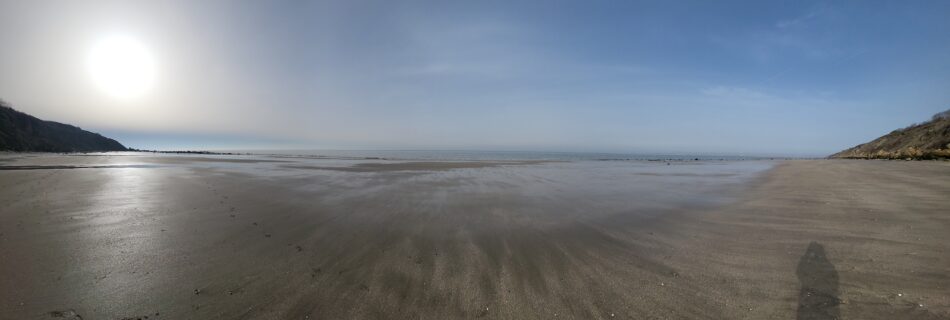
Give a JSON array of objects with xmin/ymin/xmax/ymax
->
[{"xmin": 0, "ymin": 154, "xmax": 947, "ymax": 319}]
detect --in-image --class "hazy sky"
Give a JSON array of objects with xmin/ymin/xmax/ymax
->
[{"xmin": 1, "ymin": 1, "xmax": 949, "ymax": 155}]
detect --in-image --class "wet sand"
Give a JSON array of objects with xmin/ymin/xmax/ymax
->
[{"xmin": 0, "ymin": 154, "xmax": 947, "ymax": 319}]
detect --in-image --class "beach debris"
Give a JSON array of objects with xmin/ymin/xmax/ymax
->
[
  {"xmin": 194, "ymin": 289, "xmax": 202, "ymax": 295},
  {"xmin": 897, "ymin": 293, "xmax": 903, "ymax": 297},
  {"xmin": 49, "ymin": 309, "xmax": 82, "ymax": 319}
]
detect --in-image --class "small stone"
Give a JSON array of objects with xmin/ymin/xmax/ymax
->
[{"xmin": 194, "ymin": 289, "xmax": 202, "ymax": 295}]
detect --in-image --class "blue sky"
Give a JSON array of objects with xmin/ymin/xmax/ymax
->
[{"xmin": 1, "ymin": 0, "xmax": 949, "ymax": 155}]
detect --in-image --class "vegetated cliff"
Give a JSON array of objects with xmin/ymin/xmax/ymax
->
[
  {"xmin": 0, "ymin": 100, "xmax": 128, "ymax": 152},
  {"xmin": 830, "ymin": 109, "xmax": 950, "ymax": 159}
]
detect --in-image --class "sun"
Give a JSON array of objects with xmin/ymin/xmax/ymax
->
[{"xmin": 87, "ymin": 35, "xmax": 156, "ymax": 99}]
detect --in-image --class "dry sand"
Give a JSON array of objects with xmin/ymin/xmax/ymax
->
[{"xmin": 0, "ymin": 154, "xmax": 948, "ymax": 319}]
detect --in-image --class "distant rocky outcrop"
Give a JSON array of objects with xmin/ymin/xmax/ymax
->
[
  {"xmin": 0, "ymin": 100, "xmax": 128, "ymax": 152},
  {"xmin": 830, "ymin": 109, "xmax": 950, "ymax": 160}
]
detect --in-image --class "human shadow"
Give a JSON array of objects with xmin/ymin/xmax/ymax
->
[{"xmin": 796, "ymin": 242, "xmax": 840, "ymax": 320}]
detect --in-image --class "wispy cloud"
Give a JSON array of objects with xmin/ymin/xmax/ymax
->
[
  {"xmin": 701, "ymin": 86, "xmax": 773, "ymax": 100},
  {"xmin": 776, "ymin": 5, "xmax": 828, "ymax": 29},
  {"xmin": 709, "ymin": 4, "xmax": 845, "ymax": 63}
]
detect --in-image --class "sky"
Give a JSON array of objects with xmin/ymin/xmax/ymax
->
[{"xmin": 1, "ymin": 0, "xmax": 949, "ymax": 156}]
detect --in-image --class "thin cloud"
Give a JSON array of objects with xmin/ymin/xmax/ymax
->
[{"xmin": 776, "ymin": 5, "xmax": 828, "ymax": 29}]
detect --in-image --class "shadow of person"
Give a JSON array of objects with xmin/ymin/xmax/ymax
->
[{"xmin": 797, "ymin": 242, "xmax": 840, "ymax": 320}]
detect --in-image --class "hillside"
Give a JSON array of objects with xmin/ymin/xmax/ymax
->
[
  {"xmin": 830, "ymin": 110, "xmax": 950, "ymax": 159},
  {"xmin": 0, "ymin": 100, "xmax": 128, "ymax": 152}
]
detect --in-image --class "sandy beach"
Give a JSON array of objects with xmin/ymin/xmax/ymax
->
[{"xmin": 0, "ymin": 154, "xmax": 948, "ymax": 319}]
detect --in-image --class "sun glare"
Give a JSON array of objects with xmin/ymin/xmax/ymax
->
[{"xmin": 87, "ymin": 35, "xmax": 156, "ymax": 99}]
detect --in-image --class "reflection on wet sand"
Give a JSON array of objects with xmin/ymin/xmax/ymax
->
[
  {"xmin": 2, "ymin": 154, "xmax": 949, "ymax": 319},
  {"xmin": 0, "ymin": 154, "xmax": 773, "ymax": 319},
  {"xmin": 0, "ymin": 164, "xmax": 160, "ymax": 170}
]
